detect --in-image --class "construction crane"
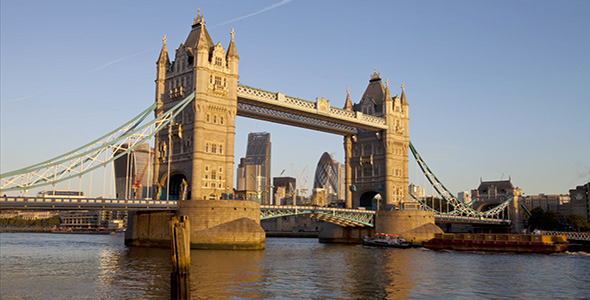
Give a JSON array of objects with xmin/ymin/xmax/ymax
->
[{"xmin": 291, "ymin": 164, "xmax": 308, "ymax": 197}]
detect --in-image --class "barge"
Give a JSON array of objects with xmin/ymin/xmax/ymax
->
[{"xmin": 422, "ymin": 233, "xmax": 568, "ymax": 254}]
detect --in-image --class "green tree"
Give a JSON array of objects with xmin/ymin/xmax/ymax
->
[
  {"xmin": 541, "ymin": 210, "xmax": 559, "ymax": 230},
  {"xmin": 567, "ymin": 214, "xmax": 590, "ymax": 232},
  {"xmin": 528, "ymin": 207, "xmax": 545, "ymax": 231}
]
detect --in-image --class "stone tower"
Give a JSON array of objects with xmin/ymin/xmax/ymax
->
[
  {"xmin": 344, "ymin": 70, "xmax": 409, "ymax": 209},
  {"xmin": 146, "ymin": 11, "xmax": 265, "ymax": 250},
  {"xmin": 154, "ymin": 11, "xmax": 239, "ymax": 201}
]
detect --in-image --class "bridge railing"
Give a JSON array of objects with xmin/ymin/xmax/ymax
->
[
  {"xmin": 260, "ymin": 205, "xmax": 376, "ymax": 227},
  {"xmin": 533, "ymin": 230, "xmax": 590, "ymax": 242},
  {"xmin": 0, "ymin": 196, "xmax": 177, "ymax": 211}
]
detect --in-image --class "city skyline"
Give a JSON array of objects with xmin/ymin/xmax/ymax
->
[{"xmin": 1, "ymin": 1, "xmax": 589, "ymax": 197}]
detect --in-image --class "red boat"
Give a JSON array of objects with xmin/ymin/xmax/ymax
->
[{"xmin": 423, "ymin": 233, "xmax": 568, "ymax": 254}]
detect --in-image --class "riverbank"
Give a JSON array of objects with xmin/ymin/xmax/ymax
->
[{"xmin": 0, "ymin": 227, "xmax": 117, "ymax": 234}]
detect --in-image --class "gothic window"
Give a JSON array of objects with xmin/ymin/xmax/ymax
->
[
  {"xmin": 209, "ymin": 75, "xmax": 213, "ymax": 84},
  {"xmin": 220, "ymin": 116, "xmax": 224, "ymax": 124},
  {"xmin": 363, "ymin": 144, "xmax": 372, "ymax": 156},
  {"xmin": 219, "ymin": 167, "xmax": 223, "ymax": 173},
  {"xmin": 205, "ymin": 165, "xmax": 209, "ymax": 172},
  {"xmin": 206, "ymin": 114, "xmax": 210, "ymax": 123},
  {"xmin": 205, "ymin": 143, "xmax": 209, "ymax": 152},
  {"xmin": 363, "ymin": 164, "xmax": 372, "ymax": 178},
  {"xmin": 215, "ymin": 76, "xmax": 222, "ymax": 86},
  {"xmin": 213, "ymin": 115, "xmax": 217, "ymax": 124},
  {"xmin": 215, "ymin": 57, "xmax": 223, "ymax": 66},
  {"xmin": 219, "ymin": 144, "xmax": 223, "ymax": 154},
  {"xmin": 223, "ymin": 78, "xmax": 227, "ymax": 86},
  {"xmin": 173, "ymin": 138, "xmax": 181, "ymax": 154},
  {"xmin": 211, "ymin": 144, "xmax": 217, "ymax": 153}
]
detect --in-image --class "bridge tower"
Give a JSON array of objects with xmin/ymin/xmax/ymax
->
[
  {"xmin": 127, "ymin": 11, "xmax": 264, "ymax": 249},
  {"xmin": 154, "ymin": 12, "xmax": 238, "ymax": 201},
  {"xmin": 344, "ymin": 70, "xmax": 409, "ymax": 210}
]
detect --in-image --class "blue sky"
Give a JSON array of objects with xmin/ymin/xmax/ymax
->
[{"xmin": 1, "ymin": 0, "xmax": 589, "ymax": 197}]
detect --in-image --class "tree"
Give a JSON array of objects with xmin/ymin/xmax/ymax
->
[
  {"xmin": 567, "ymin": 214, "xmax": 590, "ymax": 232},
  {"xmin": 541, "ymin": 210, "xmax": 559, "ymax": 230},
  {"xmin": 528, "ymin": 207, "xmax": 545, "ymax": 231}
]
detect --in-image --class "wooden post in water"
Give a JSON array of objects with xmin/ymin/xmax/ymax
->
[{"xmin": 170, "ymin": 215, "xmax": 191, "ymax": 299}]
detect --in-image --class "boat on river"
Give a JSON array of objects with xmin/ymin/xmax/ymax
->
[
  {"xmin": 363, "ymin": 233, "xmax": 411, "ymax": 248},
  {"xmin": 422, "ymin": 233, "xmax": 568, "ymax": 254}
]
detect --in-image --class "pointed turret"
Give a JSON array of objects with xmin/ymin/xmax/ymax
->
[
  {"xmin": 157, "ymin": 35, "xmax": 170, "ymax": 66},
  {"xmin": 343, "ymin": 87, "xmax": 353, "ymax": 110},
  {"xmin": 226, "ymin": 28, "xmax": 239, "ymax": 76},
  {"xmin": 401, "ymin": 83, "xmax": 408, "ymax": 106},
  {"xmin": 155, "ymin": 35, "xmax": 169, "ymax": 107},
  {"xmin": 226, "ymin": 28, "xmax": 239, "ymax": 59}
]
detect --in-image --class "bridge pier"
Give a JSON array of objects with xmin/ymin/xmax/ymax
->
[
  {"xmin": 177, "ymin": 200, "xmax": 265, "ymax": 250},
  {"xmin": 125, "ymin": 211, "xmax": 175, "ymax": 247},
  {"xmin": 318, "ymin": 222, "xmax": 373, "ymax": 244},
  {"xmin": 125, "ymin": 200, "xmax": 265, "ymax": 249},
  {"xmin": 375, "ymin": 210, "xmax": 443, "ymax": 245}
]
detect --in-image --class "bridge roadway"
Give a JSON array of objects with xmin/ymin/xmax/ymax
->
[{"xmin": 0, "ymin": 196, "xmax": 511, "ymax": 227}]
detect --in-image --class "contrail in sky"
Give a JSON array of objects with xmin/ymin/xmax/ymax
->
[
  {"xmin": 89, "ymin": 46, "xmax": 158, "ymax": 73},
  {"xmin": 2, "ymin": 92, "xmax": 42, "ymax": 103},
  {"xmin": 3, "ymin": 1, "xmax": 293, "ymax": 104},
  {"xmin": 212, "ymin": 0, "xmax": 294, "ymax": 28}
]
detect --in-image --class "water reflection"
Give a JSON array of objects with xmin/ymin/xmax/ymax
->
[
  {"xmin": 190, "ymin": 249, "xmax": 265, "ymax": 299},
  {"xmin": 2, "ymin": 234, "xmax": 589, "ymax": 299}
]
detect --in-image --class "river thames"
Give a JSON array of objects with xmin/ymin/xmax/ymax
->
[{"xmin": 1, "ymin": 233, "xmax": 589, "ymax": 299}]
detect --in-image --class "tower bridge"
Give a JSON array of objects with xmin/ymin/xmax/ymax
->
[{"xmin": 1, "ymin": 11, "xmax": 518, "ymax": 248}]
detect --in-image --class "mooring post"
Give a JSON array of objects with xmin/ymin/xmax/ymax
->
[{"xmin": 171, "ymin": 215, "xmax": 191, "ymax": 299}]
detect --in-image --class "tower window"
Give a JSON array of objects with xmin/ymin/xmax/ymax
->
[
  {"xmin": 219, "ymin": 145, "xmax": 223, "ymax": 154},
  {"xmin": 215, "ymin": 57, "xmax": 223, "ymax": 66},
  {"xmin": 211, "ymin": 144, "xmax": 217, "ymax": 153},
  {"xmin": 215, "ymin": 76, "xmax": 222, "ymax": 86},
  {"xmin": 220, "ymin": 116, "xmax": 224, "ymax": 124}
]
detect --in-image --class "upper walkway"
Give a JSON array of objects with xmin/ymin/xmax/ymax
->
[{"xmin": 237, "ymin": 84, "xmax": 387, "ymax": 135}]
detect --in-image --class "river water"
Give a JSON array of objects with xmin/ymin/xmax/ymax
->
[{"xmin": 1, "ymin": 233, "xmax": 589, "ymax": 299}]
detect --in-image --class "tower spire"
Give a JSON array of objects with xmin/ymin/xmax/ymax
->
[
  {"xmin": 227, "ymin": 28, "xmax": 239, "ymax": 59},
  {"xmin": 344, "ymin": 87, "xmax": 353, "ymax": 110},
  {"xmin": 156, "ymin": 34, "xmax": 170, "ymax": 65},
  {"xmin": 401, "ymin": 83, "xmax": 408, "ymax": 106}
]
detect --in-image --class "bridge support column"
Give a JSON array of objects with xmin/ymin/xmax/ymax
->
[
  {"xmin": 318, "ymin": 222, "xmax": 374, "ymax": 244},
  {"xmin": 375, "ymin": 210, "xmax": 443, "ymax": 245},
  {"xmin": 344, "ymin": 135, "xmax": 353, "ymax": 208},
  {"xmin": 177, "ymin": 200, "xmax": 265, "ymax": 249},
  {"xmin": 125, "ymin": 211, "xmax": 175, "ymax": 247}
]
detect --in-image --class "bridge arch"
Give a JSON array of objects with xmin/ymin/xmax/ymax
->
[
  {"xmin": 358, "ymin": 191, "xmax": 382, "ymax": 210},
  {"xmin": 159, "ymin": 172, "xmax": 190, "ymax": 200},
  {"xmin": 473, "ymin": 201, "xmax": 501, "ymax": 212}
]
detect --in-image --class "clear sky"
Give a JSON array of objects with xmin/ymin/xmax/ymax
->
[{"xmin": 1, "ymin": 0, "xmax": 589, "ymax": 197}]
